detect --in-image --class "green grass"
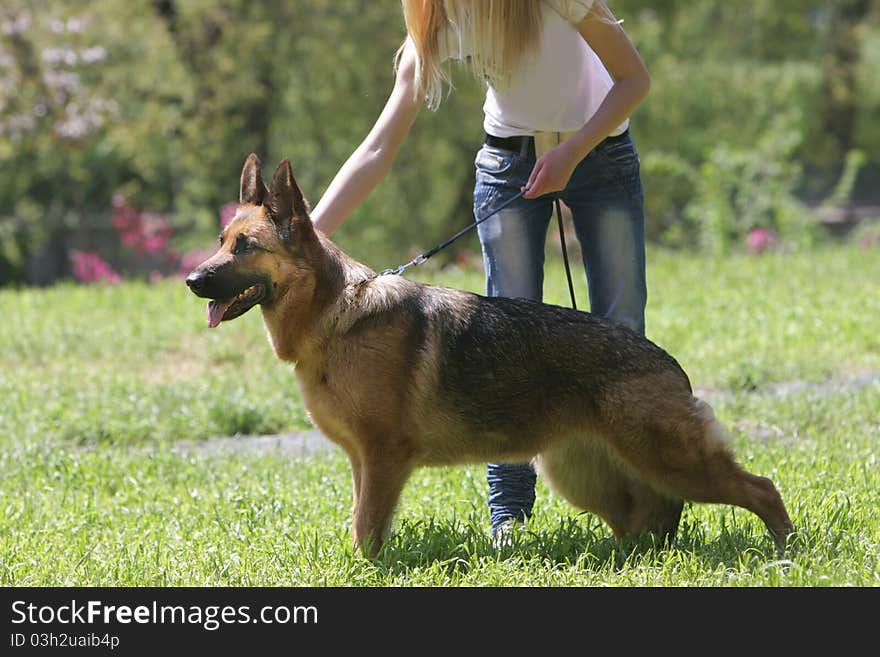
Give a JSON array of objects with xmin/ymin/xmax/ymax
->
[{"xmin": 1, "ymin": 244, "xmax": 878, "ymax": 585}]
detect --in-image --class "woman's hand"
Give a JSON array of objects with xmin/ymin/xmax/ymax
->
[
  {"xmin": 522, "ymin": 139, "xmax": 583, "ymax": 199},
  {"xmin": 521, "ymin": 1, "xmax": 651, "ymax": 201}
]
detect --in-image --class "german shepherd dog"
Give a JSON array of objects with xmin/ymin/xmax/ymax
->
[{"xmin": 186, "ymin": 154, "xmax": 795, "ymax": 556}]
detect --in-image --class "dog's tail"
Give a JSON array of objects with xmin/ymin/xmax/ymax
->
[{"xmin": 692, "ymin": 397, "xmax": 731, "ymax": 448}]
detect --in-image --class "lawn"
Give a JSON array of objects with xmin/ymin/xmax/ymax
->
[{"xmin": 1, "ymin": 244, "xmax": 878, "ymax": 585}]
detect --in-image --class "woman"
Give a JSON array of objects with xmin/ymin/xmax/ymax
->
[{"xmin": 310, "ymin": 0, "xmax": 651, "ymax": 539}]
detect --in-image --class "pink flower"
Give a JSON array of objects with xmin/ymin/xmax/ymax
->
[
  {"xmin": 119, "ymin": 230, "xmax": 141, "ymax": 248},
  {"xmin": 179, "ymin": 249, "xmax": 215, "ymax": 278},
  {"xmin": 70, "ymin": 250, "xmax": 120, "ymax": 284},
  {"xmin": 111, "ymin": 195, "xmax": 173, "ymax": 255},
  {"xmin": 858, "ymin": 230, "xmax": 878, "ymax": 249},
  {"xmin": 746, "ymin": 228, "xmax": 778, "ymax": 254},
  {"xmin": 220, "ymin": 202, "xmax": 239, "ymax": 228},
  {"xmin": 142, "ymin": 234, "xmax": 168, "ymax": 255}
]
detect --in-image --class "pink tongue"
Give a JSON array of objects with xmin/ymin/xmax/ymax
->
[{"xmin": 207, "ymin": 299, "xmax": 233, "ymax": 328}]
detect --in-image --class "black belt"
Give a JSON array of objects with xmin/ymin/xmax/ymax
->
[
  {"xmin": 484, "ymin": 134, "xmax": 533, "ymax": 152},
  {"xmin": 485, "ymin": 129, "xmax": 629, "ymax": 154}
]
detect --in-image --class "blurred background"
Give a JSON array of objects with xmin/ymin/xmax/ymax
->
[{"xmin": 1, "ymin": 0, "xmax": 878, "ymax": 287}]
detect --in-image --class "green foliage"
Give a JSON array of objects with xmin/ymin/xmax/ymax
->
[
  {"xmin": 1, "ymin": 0, "xmax": 878, "ymax": 283},
  {"xmin": 640, "ymin": 151, "xmax": 697, "ymax": 243},
  {"xmin": 0, "ymin": 0, "xmax": 189, "ymax": 281},
  {"xmin": 855, "ymin": 22, "xmax": 880, "ymax": 155},
  {"xmin": 685, "ymin": 117, "xmax": 813, "ymax": 255},
  {"xmin": 821, "ymin": 149, "xmax": 868, "ymax": 209}
]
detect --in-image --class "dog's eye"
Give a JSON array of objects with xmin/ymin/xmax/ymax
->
[{"xmin": 233, "ymin": 234, "xmax": 253, "ymax": 255}]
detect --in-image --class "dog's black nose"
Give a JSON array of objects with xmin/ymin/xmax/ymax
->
[{"xmin": 186, "ymin": 271, "xmax": 206, "ymax": 294}]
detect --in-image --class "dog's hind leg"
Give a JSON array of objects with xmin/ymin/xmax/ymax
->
[
  {"xmin": 626, "ymin": 482, "xmax": 684, "ymax": 545},
  {"xmin": 535, "ymin": 440, "xmax": 682, "ymax": 543},
  {"xmin": 604, "ymin": 396, "xmax": 795, "ymax": 548}
]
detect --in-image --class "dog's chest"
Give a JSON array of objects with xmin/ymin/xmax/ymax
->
[{"xmin": 296, "ymin": 369, "xmax": 360, "ymax": 452}]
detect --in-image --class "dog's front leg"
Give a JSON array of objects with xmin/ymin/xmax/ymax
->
[
  {"xmin": 348, "ymin": 453, "xmax": 362, "ymax": 526},
  {"xmin": 352, "ymin": 455, "xmax": 414, "ymax": 558}
]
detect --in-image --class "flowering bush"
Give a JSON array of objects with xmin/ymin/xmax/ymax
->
[
  {"xmin": 68, "ymin": 198, "xmax": 233, "ymax": 285},
  {"xmin": 69, "ymin": 249, "xmax": 120, "ymax": 285},
  {"xmin": 178, "ymin": 248, "xmax": 216, "ymax": 279},
  {"xmin": 112, "ymin": 194, "xmax": 173, "ymax": 256}
]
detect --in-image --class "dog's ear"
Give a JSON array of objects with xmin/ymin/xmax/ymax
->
[
  {"xmin": 268, "ymin": 158, "xmax": 314, "ymax": 242},
  {"xmin": 240, "ymin": 153, "xmax": 267, "ymax": 205}
]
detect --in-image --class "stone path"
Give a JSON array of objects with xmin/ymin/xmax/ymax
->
[{"xmin": 173, "ymin": 429, "xmax": 333, "ymax": 457}]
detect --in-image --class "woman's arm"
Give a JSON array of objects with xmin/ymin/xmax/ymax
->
[
  {"xmin": 310, "ymin": 40, "xmax": 423, "ymax": 235},
  {"xmin": 523, "ymin": 3, "xmax": 651, "ymax": 198}
]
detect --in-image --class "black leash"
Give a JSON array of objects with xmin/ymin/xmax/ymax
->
[
  {"xmin": 554, "ymin": 197, "xmax": 577, "ymax": 310},
  {"xmin": 379, "ymin": 189, "xmax": 578, "ymax": 311},
  {"xmin": 379, "ymin": 190, "xmax": 526, "ymax": 277}
]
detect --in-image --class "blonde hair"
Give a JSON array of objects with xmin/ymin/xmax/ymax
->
[
  {"xmin": 396, "ymin": 0, "xmax": 544, "ymax": 110},
  {"xmin": 395, "ymin": 1, "xmax": 618, "ymax": 110}
]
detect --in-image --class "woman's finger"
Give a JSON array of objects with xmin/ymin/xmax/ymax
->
[
  {"xmin": 523, "ymin": 168, "xmax": 547, "ymax": 198},
  {"xmin": 523, "ymin": 159, "xmax": 544, "ymax": 197}
]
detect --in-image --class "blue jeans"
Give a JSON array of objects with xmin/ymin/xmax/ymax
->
[{"xmin": 473, "ymin": 131, "xmax": 647, "ymax": 533}]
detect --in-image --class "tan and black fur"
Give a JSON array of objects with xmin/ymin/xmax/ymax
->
[{"xmin": 186, "ymin": 154, "xmax": 795, "ymax": 556}]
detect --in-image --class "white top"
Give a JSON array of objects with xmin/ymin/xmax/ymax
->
[{"xmin": 440, "ymin": 0, "xmax": 628, "ymax": 138}]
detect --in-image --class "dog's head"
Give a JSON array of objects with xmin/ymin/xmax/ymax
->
[{"xmin": 185, "ymin": 154, "xmax": 319, "ymax": 327}]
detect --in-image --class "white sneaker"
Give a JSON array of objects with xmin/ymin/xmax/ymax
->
[{"xmin": 491, "ymin": 518, "xmax": 525, "ymax": 550}]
